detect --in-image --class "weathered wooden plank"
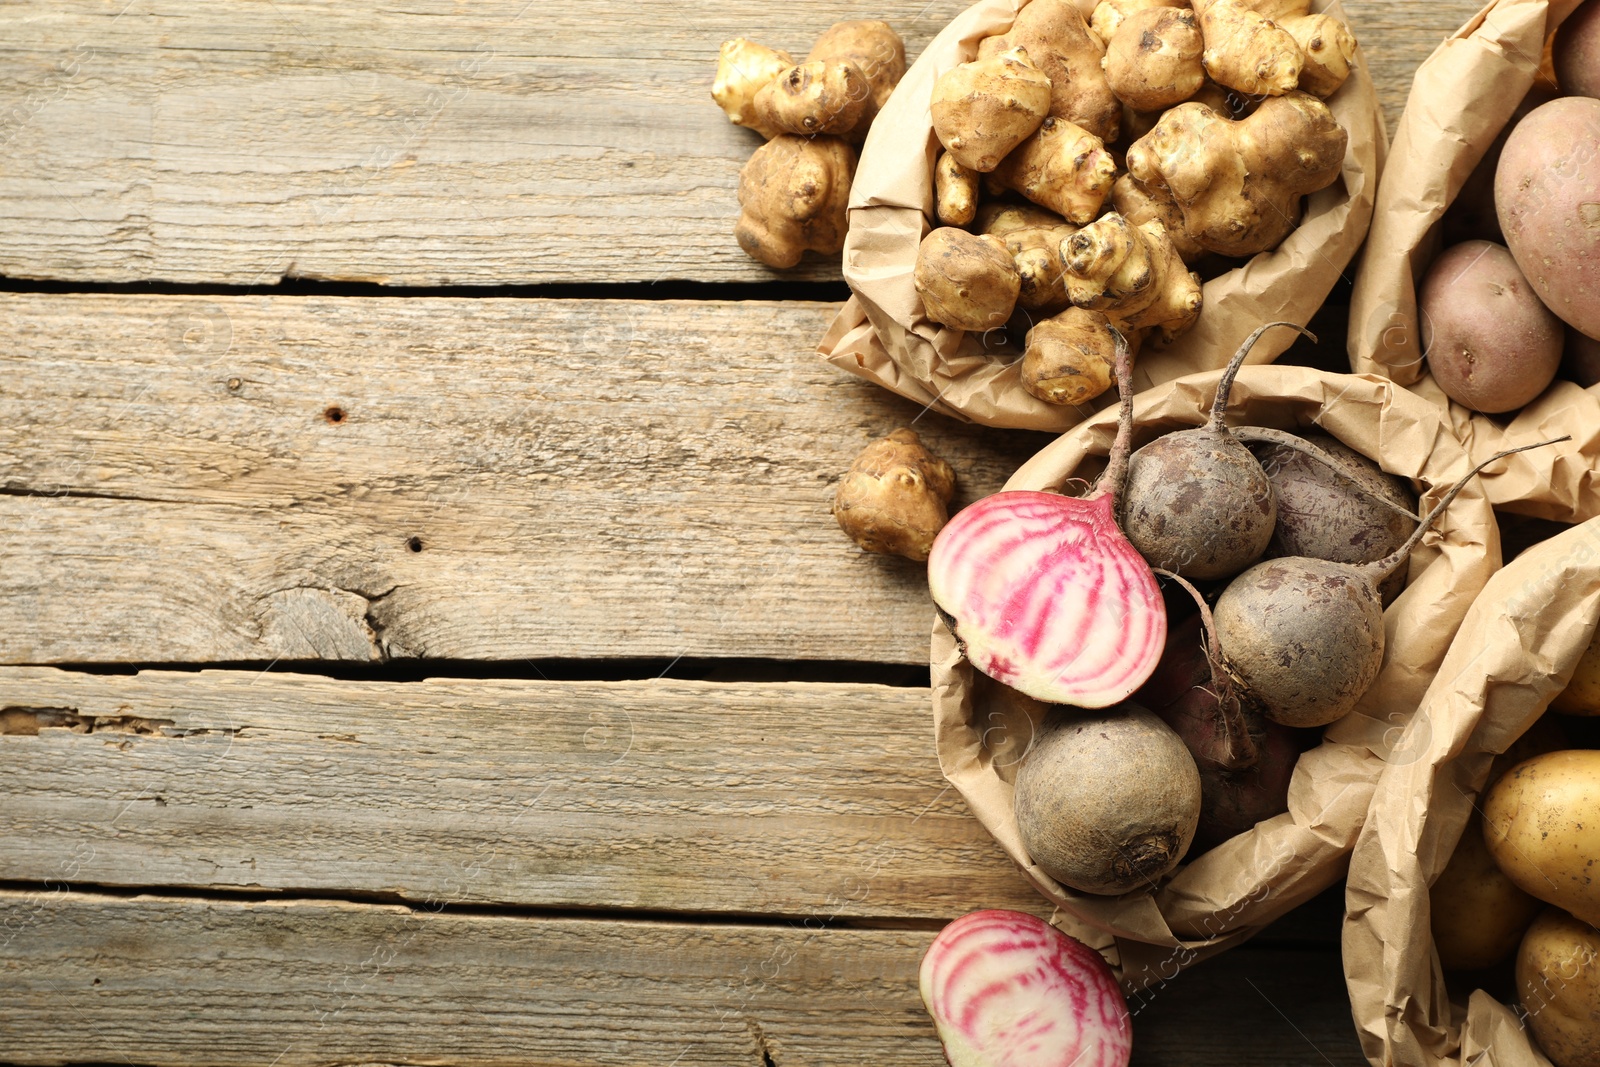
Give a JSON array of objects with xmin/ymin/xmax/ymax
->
[
  {"xmin": 0, "ymin": 0, "xmax": 974, "ymax": 286},
  {"xmin": 1340, "ymin": 0, "xmax": 1488, "ymax": 137},
  {"xmin": 0, "ymin": 293, "xmax": 1050, "ymax": 664},
  {"xmin": 0, "ymin": 1, "xmax": 1477, "ymax": 286},
  {"xmin": 0, "ymin": 891, "xmax": 1365, "ymax": 1066},
  {"xmin": 0, "ymin": 667, "xmax": 1048, "ymax": 919}
]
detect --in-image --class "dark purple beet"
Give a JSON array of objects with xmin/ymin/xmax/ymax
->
[{"xmin": 1194, "ymin": 718, "xmax": 1300, "ymax": 850}]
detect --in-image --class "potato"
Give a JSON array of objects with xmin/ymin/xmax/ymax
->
[
  {"xmin": 1566, "ymin": 325, "xmax": 1600, "ymax": 389},
  {"xmin": 1433, "ymin": 810, "xmax": 1544, "ymax": 970},
  {"xmin": 1495, "ymin": 97, "xmax": 1600, "ymax": 341},
  {"xmin": 1419, "ymin": 240, "xmax": 1563, "ymax": 412},
  {"xmin": 1556, "ymin": 0, "xmax": 1600, "ymax": 99},
  {"xmin": 1483, "ymin": 750, "xmax": 1600, "ymax": 925},
  {"xmin": 1554, "ymin": 625, "xmax": 1600, "ymax": 715},
  {"xmin": 1517, "ymin": 907, "xmax": 1600, "ymax": 1067}
]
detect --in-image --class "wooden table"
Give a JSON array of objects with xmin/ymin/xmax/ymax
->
[{"xmin": 0, "ymin": 2, "xmax": 1484, "ymax": 1063}]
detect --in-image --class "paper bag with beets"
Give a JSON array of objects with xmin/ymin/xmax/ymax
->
[{"xmin": 932, "ymin": 365, "xmax": 1499, "ymax": 989}]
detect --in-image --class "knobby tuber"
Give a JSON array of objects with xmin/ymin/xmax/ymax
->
[
  {"xmin": 991, "ymin": 117, "xmax": 1119, "ymax": 224},
  {"xmin": 931, "ymin": 46, "xmax": 1054, "ymax": 173},
  {"xmin": 1126, "ymin": 92, "xmax": 1346, "ymax": 257},
  {"xmin": 735, "ymin": 135, "xmax": 856, "ymax": 269},
  {"xmin": 1020, "ymin": 307, "xmax": 1124, "ymax": 406},
  {"xmin": 1103, "ymin": 7, "xmax": 1206, "ymax": 113},
  {"xmin": 832, "ymin": 429, "xmax": 957, "ymax": 562},
  {"xmin": 983, "ymin": 0, "xmax": 1122, "ymax": 141},
  {"xmin": 712, "ymin": 39, "xmax": 794, "ymax": 137},
  {"xmin": 914, "ymin": 227, "xmax": 1021, "ymax": 332}
]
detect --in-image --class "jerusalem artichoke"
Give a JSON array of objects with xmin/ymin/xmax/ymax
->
[
  {"xmin": 833, "ymin": 429, "xmax": 956, "ymax": 562},
  {"xmin": 712, "ymin": 39, "xmax": 794, "ymax": 137},
  {"xmin": 1197, "ymin": 0, "xmax": 1304, "ymax": 97},
  {"xmin": 735, "ymin": 135, "xmax": 857, "ymax": 268},
  {"xmin": 931, "ymin": 47, "xmax": 1053, "ymax": 172},
  {"xmin": 935, "ymin": 151, "xmax": 981, "ymax": 226},
  {"xmin": 914, "ymin": 228, "xmax": 1021, "ymax": 332},
  {"xmin": 1103, "ymin": 7, "xmax": 1206, "ymax": 113},
  {"xmin": 982, "ymin": 0, "xmax": 1122, "ymax": 141},
  {"xmin": 1125, "ymin": 92, "xmax": 1345, "ymax": 257},
  {"xmin": 990, "ymin": 117, "xmax": 1118, "ymax": 224},
  {"xmin": 1021, "ymin": 308, "xmax": 1129, "ymax": 406},
  {"xmin": 1281, "ymin": 13, "xmax": 1356, "ymax": 98}
]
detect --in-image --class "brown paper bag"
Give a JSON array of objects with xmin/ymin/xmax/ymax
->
[
  {"xmin": 932, "ymin": 364, "xmax": 1500, "ymax": 991},
  {"xmin": 818, "ymin": 0, "xmax": 1385, "ymax": 432},
  {"xmin": 1343, "ymin": 518, "xmax": 1600, "ymax": 1067},
  {"xmin": 1346, "ymin": 0, "xmax": 1594, "ymax": 516}
]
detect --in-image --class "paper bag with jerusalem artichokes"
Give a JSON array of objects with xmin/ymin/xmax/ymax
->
[
  {"xmin": 933, "ymin": 364, "xmax": 1500, "ymax": 988},
  {"xmin": 1348, "ymin": 0, "xmax": 1600, "ymax": 522},
  {"xmin": 818, "ymin": 0, "xmax": 1383, "ymax": 432},
  {"xmin": 1343, "ymin": 519, "xmax": 1600, "ymax": 1067}
]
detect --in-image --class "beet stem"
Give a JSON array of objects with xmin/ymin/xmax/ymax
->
[
  {"xmin": 1154, "ymin": 567, "xmax": 1258, "ymax": 768},
  {"xmin": 1364, "ymin": 436, "xmax": 1573, "ymax": 583},
  {"xmin": 1207, "ymin": 323, "xmax": 1316, "ymax": 432},
  {"xmin": 1095, "ymin": 328, "xmax": 1136, "ymax": 510},
  {"xmin": 1234, "ymin": 425, "xmax": 1424, "ymax": 522}
]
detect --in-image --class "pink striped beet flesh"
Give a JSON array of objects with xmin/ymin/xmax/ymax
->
[
  {"xmin": 927, "ymin": 489, "xmax": 1166, "ymax": 707},
  {"xmin": 920, "ymin": 909, "xmax": 1132, "ymax": 1067}
]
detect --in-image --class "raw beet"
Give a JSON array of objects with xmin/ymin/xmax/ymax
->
[
  {"xmin": 1136, "ymin": 604, "xmax": 1256, "ymax": 771},
  {"xmin": 928, "ymin": 333, "xmax": 1167, "ymax": 706},
  {"xmin": 1194, "ymin": 718, "xmax": 1301, "ymax": 850},
  {"xmin": 1252, "ymin": 431, "xmax": 1418, "ymax": 604},
  {"xmin": 920, "ymin": 909, "xmax": 1132, "ymax": 1067},
  {"xmin": 1121, "ymin": 323, "xmax": 1309, "ymax": 581}
]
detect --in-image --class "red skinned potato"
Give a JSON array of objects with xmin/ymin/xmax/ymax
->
[
  {"xmin": 1495, "ymin": 97, "xmax": 1600, "ymax": 341},
  {"xmin": 1556, "ymin": 0, "xmax": 1600, "ymax": 98},
  {"xmin": 1419, "ymin": 240, "xmax": 1563, "ymax": 413}
]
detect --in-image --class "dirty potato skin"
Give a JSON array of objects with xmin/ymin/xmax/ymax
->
[
  {"xmin": 1121, "ymin": 432, "xmax": 1276, "ymax": 580},
  {"xmin": 1517, "ymin": 907, "xmax": 1600, "ymax": 1067},
  {"xmin": 1212, "ymin": 558, "xmax": 1385, "ymax": 727},
  {"xmin": 1014, "ymin": 704, "xmax": 1201, "ymax": 895},
  {"xmin": 1483, "ymin": 750, "xmax": 1600, "ymax": 927}
]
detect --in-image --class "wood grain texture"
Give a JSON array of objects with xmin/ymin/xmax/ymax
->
[
  {"xmin": 0, "ymin": 666, "xmax": 1048, "ymax": 919},
  {"xmin": 0, "ymin": 891, "xmax": 1366, "ymax": 1066},
  {"xmin": 0, "ymin": 292, "xmax": 1052, "ymax": 664},
  {"xmin": 0, "ymin": 0, "xmax": 1480, "ymax": 287},
  {"xmin": 1340, "ymin": 0, "xmax": 1486, "ymax": 136},
  {"xmin": 0, "ymin": 0, "xmax": 974, "ymax": 286}
]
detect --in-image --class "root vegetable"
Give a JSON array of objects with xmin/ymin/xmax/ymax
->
[
  {"xmin": 1517, "ymin": 907, "xmax": 1600, "ymax": 1067},
  {"xmin": 1196, "ymin": 0, "xmax": 1304, "ymax": 98},
  {"xmin": 982, "ymin": 0, "xmax": 1122, "ymax": 142},
  {"xmin": 1552, "ymin": 623, "xmax": 1600, "ymax": 715},
  {"xmin": 1122, "ymin": 323, "xmax": 1307, "ymax": 581},
  {"xmin": 920, "ymin": 909, "xmax": 1132, "ymax": 1067},
  {"xmin": 1060, "ymin": 212, "xmax": 1156, "ymax": 310},
  {"xmin": 712, "ymin": 39, "xmax": 794, "ymax": 137},
  {"xmin": 735, "ymin": 135, "xmax": 856, "ymax": 268},
  {"xmin": 1563, "ymin": 325, "xmax": 1600, "ymax": 388},
  {"xmin": 935, "ymin": 151, "xmax": 980, "ymax": 226},
  {"xmin": 1250, "ymin": 431, "xmax": 1417, "ymax": 605},
  {"xmin": 991, "ymin": 117, "xmax": 1119, "ymax": 224},
  {"xmin": 1021, "ymin": 307, "xmax": 1123, "ymax": 406},
  {"xmin": 1214, "ymin": 438, "xmax": 1565, "ymax": 728},
  {"xmin": 1102, "ymin": 7, "xmax": 1206, "ymax": 113},
  {"xmin": 753, "ymin": 59, "xmax": 874, "ymax": 138},
  {"xmin": 1484, "ymin": 750, "xmax": 1600, "ymax": 926},
  {"xmin": 1432, "ymin": 810, "xmax": 1543, "ymax": 971},
  {"xmin": 1193, "ymin": 716, "xmax": 1298, "ymax": 849},
  {"xmin": 1091, "ymin": 0, "xmax": 1187, "ymax": 44},
  {"xmin": 1555, "ymin": 0, "xmax": 1600, "ymax": 99},
  {"xmin": 927, "ymin": 332, "xmax": 1168, "ymax": 706},
  {"xmin": 1420, "ymin": 240, "xmax": 1563, "ymax": 413},
  {"xmin": 975, "ymin": 201, "xmax": 1068, "ymax": 236},
  {"xmin": 1495, "ymin": 97, "xmax": 1600, "ymax": 341},
  {"xmin": 1126, "ymin": 92, "xmax": 1346, "ymax": 257},
  {"xmin": 1014, "ymin": 703, "xmax": 1202, "ymax": 893},
  {"xmin": 832, "ymin": 429, "xmax": 957, "ymax": 561},
  {"xmin": 808, "ymin": 20, "xmax": 906, "ymax": 112},
  {"xmin": 1280, "ymin": 13, "xmax": 1356, "ymax": 98},
  {"xmin": 915, "ymin": 228, "xmax": 1021, "ymax": 332},
  {"xmin": 1120, "ymin": 220, "xmax": 1203, "ymax": 340},
  {"xmin": 931, "ymin": 47, "xmax": 1053, "ymax": 173},
  {"xmin": 1004, "ymin": 222, "xmax": 1080, "ymax": 315},
  {"xmin": 1112, "ymin": 173, "xmax": 1204, "ymax": 262},
  {"xmin": 1136, "ymin": 589, "xmax": 1255, "ymax": 771}
]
